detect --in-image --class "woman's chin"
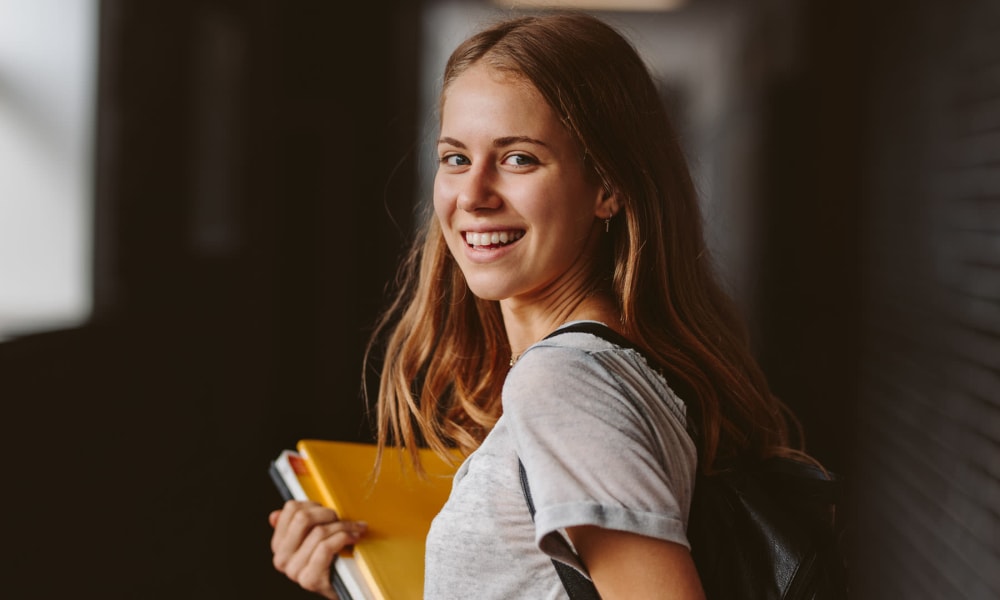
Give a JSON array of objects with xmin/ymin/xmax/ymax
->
[
  {"xmin": 461, "ymin": 278, "xmax": 516, "ymax": 303},
  {"xmin": 464, "ymin": 287, "xmax": 508, "ymax": 302}
]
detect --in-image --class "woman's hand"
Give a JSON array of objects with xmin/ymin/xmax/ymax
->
[{"xmin": 269, "ymin": 500, "xmax": 368, "ymax": 599}]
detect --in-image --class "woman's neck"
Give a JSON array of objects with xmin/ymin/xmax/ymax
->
[{"xmin": 502, "ymin": 290, "xmax": 620, "ymax": 364}]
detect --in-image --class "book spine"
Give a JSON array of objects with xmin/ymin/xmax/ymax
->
[{"xmin": 269, "ymin": 462, "xmax": 295, "ymax": 502}]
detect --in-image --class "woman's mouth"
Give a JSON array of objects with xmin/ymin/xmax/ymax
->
[{"xmin": 464, "ymin": 230, "xmax": 524, "ymax": 249}]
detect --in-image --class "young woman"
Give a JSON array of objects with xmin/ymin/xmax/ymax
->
[{"xmin": 270, "ymin": 12, "xmax": 801, "ymax": 599}]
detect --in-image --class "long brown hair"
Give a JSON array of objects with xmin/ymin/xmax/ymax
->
[{"xmin": 366, "ymin": 12, "xmax": 803, "ymax": 474}]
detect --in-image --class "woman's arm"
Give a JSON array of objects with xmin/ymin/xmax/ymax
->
[
  {"xmin": 269, "ymin": 500, "xmax": 368, "ymax": 599},
  {"xmin": 566, "ymin": 526, "xmax": 705, "ymax": 600}
]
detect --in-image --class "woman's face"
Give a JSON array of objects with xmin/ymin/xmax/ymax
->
[{"xmin": 434, "ymin": 63, "xmax": 610, "ymax": 307}]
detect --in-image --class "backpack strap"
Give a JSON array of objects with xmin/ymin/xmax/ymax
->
[
  {"xmin": 541, "ymin": 321, "xmax": 645, "ymax": 356},
  {"xmin": 518, "ymin": 459, "xmax": 600, "ymax": 600}
]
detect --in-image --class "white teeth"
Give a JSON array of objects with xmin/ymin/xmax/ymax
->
[{"xmin": 464, "ymin": 230, "xmax": 523, "ymax": 248}]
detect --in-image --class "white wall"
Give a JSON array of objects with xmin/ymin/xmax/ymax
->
[{"xmin": 0, "ymin": 0, "xmax": 97, "ymax": 339}]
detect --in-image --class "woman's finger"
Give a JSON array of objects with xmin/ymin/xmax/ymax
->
[
  {"xmin": 281, "ymin": 520, "xmax": 367, "ymax": 578},
  {"xmin": 279, "ymin": 521, "xmax": 368, "ymax": 599},
  {"xmin": 271, "ymin": 501, "xmax": 339, "ymax": 561}
]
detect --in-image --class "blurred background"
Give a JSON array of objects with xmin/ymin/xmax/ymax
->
[{"xmin": 1, "ymin": 0, "xmax": 997, "ymax": 597}]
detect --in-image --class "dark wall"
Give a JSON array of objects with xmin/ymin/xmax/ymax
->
[
  {"xmin": 4, "ymin": 1, "xmax": 420, "ymax": 597},
  {"xmin": 755, "ymin": 1, "xmax": 1000, "ymax": 598},
  {"xmin": 754, "ymin": 1, "xmax": 866, "ymax": 478},
  {"xmin": 850, "ymin": 1, "xmax": 1000, "ymax": 598}
]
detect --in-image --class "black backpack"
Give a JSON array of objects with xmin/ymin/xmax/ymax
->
[{"xmin": 519, "ymin": 322, "xmax": 848, "ymax": 599}]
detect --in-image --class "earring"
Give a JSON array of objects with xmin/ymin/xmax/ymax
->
[{"xmin": 604, "ymin": 213, "xmax": 613, "ymax": 232}]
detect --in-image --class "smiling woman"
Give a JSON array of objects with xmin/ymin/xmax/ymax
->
[
  {"xmin": 269, "ymin": 11, "xmax": 811, "ymax": 600},
  {"xmin": 433, "ymin": 64, "xmax": 613, "ymax": 314}
]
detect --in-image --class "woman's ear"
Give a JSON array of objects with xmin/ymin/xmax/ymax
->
[{"xmin": 594, "ymin": 184, "xmax": 618, "ymax": 220}]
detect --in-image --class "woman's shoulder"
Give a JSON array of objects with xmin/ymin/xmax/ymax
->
[
  {"xmin": 514, "ymin": 321, "xmax": 654, "ymax": 378},
  {"xmin": 505, "ymin": 320, "xmax": 688, "ymax": 426},
  {"xmin": 502, "ymin": 322, "xmax": 696, "ymax": 482},
  {"xmin": 510, "ymin": 329, "xmax": 622, "ymax": 386},
  {"xmin": 521, "ymin": 320, "xmax": 629, "ymax": 354}
]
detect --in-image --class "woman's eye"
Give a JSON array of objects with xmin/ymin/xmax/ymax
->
[
  {"xmin": 503, "ymin": 154, "xmax": 536, "ymax": 168},
  {"xmin": 441, "ymin": 154, "xmax": 470, "ymax": 167}
]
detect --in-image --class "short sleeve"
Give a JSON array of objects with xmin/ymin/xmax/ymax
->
[{"xmin": 503, "ymin": 336, "xmax": 697, "ymax": 571}]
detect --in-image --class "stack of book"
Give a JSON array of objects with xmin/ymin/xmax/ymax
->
[{"xmin": 270, "ymin": 440, "xmax": 459, "ymax": 600}]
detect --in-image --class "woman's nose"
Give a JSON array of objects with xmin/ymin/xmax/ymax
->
[{"xmin": 456, "ymin": 166, "xmax": 502, "ymax": 212}]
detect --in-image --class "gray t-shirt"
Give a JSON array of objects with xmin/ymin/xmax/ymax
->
[{"xmin": 423, "ymin": 322, "xmax": 697, "ymax": 599}]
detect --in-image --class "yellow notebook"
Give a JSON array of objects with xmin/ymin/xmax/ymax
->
[{"xmin": 271, "ymin": 440, "xmax": 459, "ymax": 600}]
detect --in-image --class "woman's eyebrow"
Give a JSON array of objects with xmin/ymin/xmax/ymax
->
[
  {"xmin": 493, "ymin": 135, "xmax": 547, "ymax": 148},
  {"xmin": 437, "ymin": 136, "xmax": 465, "ymax": 148},
  {"xmin": 437, "ymin": 135, "xmax": 548, "ymax": 148}
]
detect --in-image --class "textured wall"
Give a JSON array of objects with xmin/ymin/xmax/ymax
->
[{"xmin": 853, "ymin": 2, "xmax": 1000, "ymax": 598}]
